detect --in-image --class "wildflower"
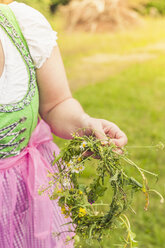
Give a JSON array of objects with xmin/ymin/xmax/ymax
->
[
  {"xmin": 80, "ymin": 141, "xmax": 87, "ymax": 151},
  {"xmin": 66, "ymin": 160, "xmax": 74, "ymax": 168},
  {"xmin": 71, "ymin": 167, "xmax": 79, "ymax": 174},
  {"xmin": 78, "ymin": 207, "xmax": 87, "ymax": 217},
  {"xmin": 63, "ymin": 178, "xmax": 71, "ymax": 188},
  {"xmin": 64, "ymin": 214, "xmax": 70, "ymax": 218},
  {"xmin": 79, "ymin": 190, "xmax": 83, "ymax": 195},
  {"xmin": 77, "ymin": 156, "xmax": 82, "ymax": 162},
  {"xmin": 71, "ymin": 164, "xmax": 85, "ymax": 174},
  {"xmin": 61, "ymin": 206, "xmax": 67, "ymax": 215},
  {"xmin": 78, "ymin": 165, "xmax": 85, "ymax": 172},
  {"xmin": 61, "ymin": 205, "xmax": 70, "ymax": 218},
  {"xmin": 57, "ymin": 188, "xmax": 63, "ymax": 193}
]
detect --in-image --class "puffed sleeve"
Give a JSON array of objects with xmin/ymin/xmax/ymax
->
[{"xmin": 9, "ymin": 1, "xmax": 58, "ymax": 68}]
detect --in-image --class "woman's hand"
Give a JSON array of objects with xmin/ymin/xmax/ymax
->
[{"xmin": 79, "ymin": 114, "xmax": 128, "ymax": 148}]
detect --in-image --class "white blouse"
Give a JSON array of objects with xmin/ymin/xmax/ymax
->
[{"xmin": 0, "ymin": 1, "xmax": 58, "ymax": 104}]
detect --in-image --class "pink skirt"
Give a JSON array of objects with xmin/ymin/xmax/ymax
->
[{"xmin": 0, "ymin": 120, "xmax": 74, "ymax": 248}]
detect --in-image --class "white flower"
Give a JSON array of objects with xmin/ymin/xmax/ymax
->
[
  {"xmin": 71, "ymin": 164, "xmax": 85, "ymax": 174},
  {"xmin": 66, "ymin": 160, "xmax": 74, "ymax": 169},
  {"xmin": 80, "ymin": 141, "xmax": 87, "ymax": 151},
  {"xmin": 63, "ymin": 178, "xmax": 71, "ymax": 188},
  {"xmin": 71, "ymin": 168, "xmax": 80, "ymax": 174},
  {"xmin": 78, "ymin": 165, "xmax": 85, "ymax": 172}
]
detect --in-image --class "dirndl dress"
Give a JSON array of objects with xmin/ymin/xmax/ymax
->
[{"xmin": 0, "ymin": 3, "xmax": 74, "ymax": 248}]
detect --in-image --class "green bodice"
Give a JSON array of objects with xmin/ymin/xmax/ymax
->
[{"xmin": 0, "ymin": 4, "xmax": 39, "ymax": 159}]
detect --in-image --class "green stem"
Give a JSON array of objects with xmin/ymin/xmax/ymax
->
[
  {"xmin": 119, "ymin": 214, "xmax": 132, "ymax": 248},
  {"xmin": 149, "ymin": 189, "xmax": 164, "ymax": 203}
]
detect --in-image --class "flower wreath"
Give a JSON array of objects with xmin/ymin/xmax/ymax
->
[{"xmin": 39, "ymin": 134, "xmax": 164, "ymax": 247}]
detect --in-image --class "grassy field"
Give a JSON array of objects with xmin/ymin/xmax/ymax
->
[{"xmin": 46, "ymin": 15, "xmax": 165, "ymax": 248}]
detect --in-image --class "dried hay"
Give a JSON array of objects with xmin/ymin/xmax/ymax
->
[
  {"xmin": 60, "ymin": 0, "xmax": 141, "ymax": 32},
  {"xmin": 0, "ymin": 0, "xmax": 13, "ymax": 4}
]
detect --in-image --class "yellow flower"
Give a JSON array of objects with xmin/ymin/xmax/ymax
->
[
  {"xmin": 79, "ymin": 190, "xmax": 83, "ymax": 195},
  {"xmin": 67, "ymin": 163, "xmax": 71, "ymax": 167},
  {"xmin": 61, "ymin": 206, "xmax": 67, "ymax": 215},
  {"xmin": 78, "ymin": 207, "xmax": 87, "ymax": 217},
  {"xmin": 57, "ymin": 188, "xmax": 63, "ymax": 193},
  {"xmin": 101, "ymin": 141, "xmax": 106, "ymax": 146},
  {"xmin": 80, "ymin": 141, "xmax": 87, "ymax": 150},
  {"xmin": 78, "ymin": 166, "xmax": 84, "ymax": 171},
  {"xmin": 61, "ymin": 206, "xmax": 66, "ymax": 211},
  {"xmin": 64, "ymin": 215, "xmax": 70, "ymax": 218},
  {"xmin": 66, "ymin": 160, "xmax": 74, "ymax": 168},
  {"xmin": 77, "ymin": 157, "xmax": 82, "ymax": 162}
]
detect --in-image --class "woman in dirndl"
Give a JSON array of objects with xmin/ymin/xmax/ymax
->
[{"xmin": 0, "ymin": 1, "xmax": 127, "ymax": 247}]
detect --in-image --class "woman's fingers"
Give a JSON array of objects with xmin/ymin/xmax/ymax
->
[
  {"xmin": 82, "ymin": 117, "xmax": 128, "ymax": 149},
  {"xmin": 111, "ymin": 134, "xmax": 128, "ymax": 147},
  {"xmin": 102, "ymin": 121, "xmax": 128, "ymax": 148},
  {"xmin": 85, "ymin": 117, "xmax": 108, "ymax": 141},
  {"xmin": 94, "ymin": 128, "xmax": 107, "ymax": 141}
]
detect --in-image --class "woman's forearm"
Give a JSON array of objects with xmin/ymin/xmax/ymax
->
[
  {"xmin": 42, "ymin": 97, "xmax": 89, "ymax": 139},
  {"xmin": 37, "ymin": 47, "xmax": 127, "ymax": 146}
]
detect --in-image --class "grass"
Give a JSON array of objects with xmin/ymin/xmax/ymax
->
[{"xmin": 49, "ymin": 15, "xmax": 165, "ymax": 248}]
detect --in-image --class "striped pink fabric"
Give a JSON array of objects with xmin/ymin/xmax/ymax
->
[{"xmin": 0, "ymin": 120, "xmax": 74, "ymax": 248}]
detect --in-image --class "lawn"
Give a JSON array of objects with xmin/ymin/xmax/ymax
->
[{"xmin": 49, "ymin": 14, "xmax": 165, "ymax": 248}]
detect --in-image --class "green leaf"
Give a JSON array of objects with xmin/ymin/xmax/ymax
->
[{"xmin": 110, "ymin": 170, "xmax": 119, "ymax": 182}]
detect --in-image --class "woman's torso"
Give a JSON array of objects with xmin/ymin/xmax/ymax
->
[
  {"xmin": 0, "ymin": 2, "xmax": 58, "ymax": 159},
  {"xmin": 0, "ymin": 4, "xmax": 39, "ymax": 159}
]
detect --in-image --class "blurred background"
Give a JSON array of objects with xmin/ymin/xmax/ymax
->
[{"xmin": 1, "ymin": 0, "xmax": 165, "ymax": 247}]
